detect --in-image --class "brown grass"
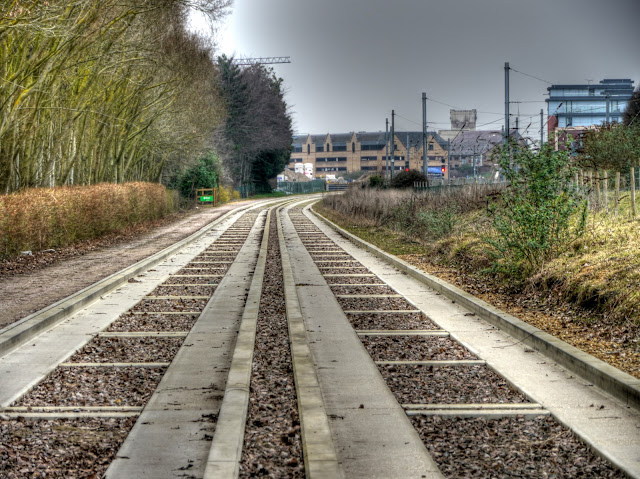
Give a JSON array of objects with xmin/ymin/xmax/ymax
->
[{"xmin": 0, "ymin": 183, "xmax": 178, "ymax": 258}]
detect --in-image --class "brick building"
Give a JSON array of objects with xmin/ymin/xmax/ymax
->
[{"xmin": 290, "ymin": 131, "xmax": 449, "ymax": 179}]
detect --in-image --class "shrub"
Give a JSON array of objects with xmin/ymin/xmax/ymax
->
[
  {"xmin": 177, "ymin": 152, "xmax": 221, "ymax": 199},
  {"xmin": 0, "ymin": 183, "xmax": 177, "ymax": 258},
  {"xmin": 369, "ymin": 175, "xmax": 384, "ymax": 188},
  {"xmin": 486, "ymin": 143, "xmax": 588, "ymax": 279},
  {"xmin": 389, "ymin": 170, "xmax": 428, "ymax": 189}
]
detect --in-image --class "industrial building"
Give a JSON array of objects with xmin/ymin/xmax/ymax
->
[
  {"xmin": 546, "ymin": 79, "xmax": 635, "ymax": 129},
  {"xmin": 290, "ymin": 131, "xmax": 450, "ymax": 179}
]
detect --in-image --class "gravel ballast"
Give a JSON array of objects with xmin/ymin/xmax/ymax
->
[
  {"xmin": 174, "ymin": 267, "xmax": 228, "ymax": 276},
  {"xmin": 0, "ymin": 417, "xmax": 136, "ymax": 479},
  {"xmin": 166, "ymin": 276, "xmax": 220, "ymax": 285},
  {"xmin": 324, "ymin": 275, "xmax": 383, "ymax": 285},
  {"xmin": 107, "ymin": 312, "xmax": 199, "ymax": 332},
  {"xmin": 347, "ymin": 312, "xmax": 439, "ymax": 330},
  {"xmin": 240, "ymin": 212, "xmax": 304, "ymax": 478},
  {"xmin": 329, "ymin": 285, "xmax": 397, "ymax": 295},
  {"xmin": 14, "ymin": 366, "xmax": 166, "ymax": 406},
  {"xmin": 361, "ymin": 336, "xmax": 477, "ymax": 361},
  {"xmin": 378, "ymin": 364, "xmax": 529, "ymax": 404},
  {"xmin": 410, "ymin": 415, "xmax": 624, "ymax": 478},
  {"xmin": 131, "ymin": 298, "xmax": 208, "ymax": 312},
  {"xmin": 148, "ymin": 284, "xmax": 217, "ymax": 296},
  {"xmin": 67, "ymin": 337, "xmax": 184, "ymax": 363},
  {"xmin": 337, "ymin": 296, "xmax": 417, "ymax": 311}
]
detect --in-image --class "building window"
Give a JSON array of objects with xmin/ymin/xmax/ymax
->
[
  {"xmin": 316, "ymin": 145, "xmax": 324, "ymax": 152},
  {"xmin": 327, "ymin": 144, "xmax": 331, "ymax": 152},
  {"xmin": 293, "ymin": 146, "xmax": 302, "ymax": 153},
  {"xmin": 361, "ymin": 144, "xmax": 383, "ymax": 151},
  {"xmin": 428, "ymin": 143, "xmax": 434, "ymax": 150},
  {"xmin": 333, "ymin": 145, "xmax": 347, "ymax": 152},
  {"xmin": 307, "ymin": 144, "xmax": 310, "ymax": 154},
  {"xmin": 352, "ymin": 142, "xmax": 355, "ymax": 153}
]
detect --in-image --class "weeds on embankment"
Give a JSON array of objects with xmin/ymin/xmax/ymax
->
[
  {"xmin": 317, "ymin": 186, "xmax": 640, "ymax": 378},
  {"xmin": 318, "ymin": 183, "xmax": 640, "ymax": 327},
  {"xmin": 0, "ymin": 183, "xmax": 178, "ymax": 259}
]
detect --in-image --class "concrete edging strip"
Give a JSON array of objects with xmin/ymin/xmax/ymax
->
[
  {"xmin": 277, "ymin": 207, "xmax": 344, "ymax": 479},
  {"xmin": 203, "ymin": 210, "xmax": 271, "ymax": 478},
  {"xmin": 309, "ymin": 205, "xmax": 640, "ymax": 412},
  {"xmin": 0, "ymin": 204, "xmax": 251, "ymax": 358}
]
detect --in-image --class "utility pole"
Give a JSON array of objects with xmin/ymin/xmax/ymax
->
[
  {"xmin": 447, "ymin": 139, "xmax": 451, "ymax": 185},
  {"xmin": 504, "ymin": 62, "xmax": 510, "ymax": 146},
  {"xmin": 390, "ymin": 110, "xmax": 395, "ymax": 179},
  {"xmin": 473, "ymin": 144, "xmax": 477, "ymax": 180},
  {"xmin": 540, "ymin": 109, "xmax": 544, "ymax": 148},
  {"xmin": 385, "ymin": 118, "xmax": 389, "ymax": 181},
  {"xmin": 406, "ymin": 133, "xmax": 410, "ymax": 171},
  {"xmin": 422, "ymin": 92, "xmax": 427, "ymax": 177}
]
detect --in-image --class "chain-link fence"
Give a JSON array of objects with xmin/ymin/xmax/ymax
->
[{"xmin": 277, "ymin": 180, "xmax": 326, "ymax": 194}]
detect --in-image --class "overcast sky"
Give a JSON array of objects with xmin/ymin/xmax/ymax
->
[{"xmin": 199, "ymin": 0, "xmax": 640, "ymax": 138}]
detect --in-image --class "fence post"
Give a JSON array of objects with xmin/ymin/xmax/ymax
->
[
  {"xmin": 603, "ymin": 171, "xmax": 608, "ymax": 211},
  {"xmin": 615, "ymin": 172, "xmax": 620, "ymax": 216},
  {"xmin": 631, "ymin": 167, "xmax": 636, "ymax": 219}
]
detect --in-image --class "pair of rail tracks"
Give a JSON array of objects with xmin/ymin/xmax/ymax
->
[{"xmin": 0, "ymin": 197, "xmax": 637, "ymax": 478}]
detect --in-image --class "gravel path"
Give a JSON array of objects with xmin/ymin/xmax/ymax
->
[
  {"xmin": 410, "ymin": 415, "xmax": 625, "ymax": 478},
  {"xmin": 0, "ymin": 202, "xmax": 251, "ymax": 328},
  {"xmin": 240, "ymin": 212, "xmax": 304, "ymax": 478}
]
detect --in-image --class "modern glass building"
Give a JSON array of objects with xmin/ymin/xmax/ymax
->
[{"xmin": 546, "ymin": 79, "xmax": 635, "ymax": 128}]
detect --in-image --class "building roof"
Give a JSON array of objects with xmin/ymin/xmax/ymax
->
[
  {"xmin": 449, "ymin": 130, "xmax": 505, "ymax": 155},
  {"xmin": 394, "ymin": 131, "xmax": 448, "ymax": 149},
  {"xmin": 547, "ymin": 78, "xmax": 634, "ymax": 97},
  {"xmin": 356, "ymin": 131, "xmax": 387, "ymax": 143},
  {"xmin": 310, "ymin": 134, "xmax": 326, "ymax": 145},
  {"xmin": 328, "ymin": 133, "xmax": 353, "ymax": 143}
]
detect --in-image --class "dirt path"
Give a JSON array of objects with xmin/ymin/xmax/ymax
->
[{"xmin": 0, "ymin": 201, "xmax": 254, "ymax": 329}]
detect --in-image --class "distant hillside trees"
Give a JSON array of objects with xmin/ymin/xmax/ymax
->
[
  {"xmin": 215, "ymin": 55, "xmax": 293, "ymax": 193},
  {"xmin": 0, "ymin": 0, "xmax": 230, "ymax": 193}
]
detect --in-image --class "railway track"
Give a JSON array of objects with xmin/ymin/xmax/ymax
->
[{"xmin": 1, "ymin": 196, "xmax": 639, "ymax": 478}]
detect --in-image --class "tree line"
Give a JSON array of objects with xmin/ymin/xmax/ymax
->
[{"xmin": 0, "ymin": 1, "xmax": 293, "ymax": 195}]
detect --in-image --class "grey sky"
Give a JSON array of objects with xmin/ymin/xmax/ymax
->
[{"xmin": 209, "ymin": 0, "xmax": 640, "ymax": 137}]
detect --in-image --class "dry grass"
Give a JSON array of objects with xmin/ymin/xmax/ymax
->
[
  {"xmin": 0, "ymin": 183, "xmax": 178, "ymax": 258},
  {"xmin": 534, "ymin": 212, "xmax": 640, "ymax": 323},
  {"xmin": 319, "ymin": 186, "xmax": 640, "ymax": 326},
  {"xmin": 321, "ymin": 185, "xmax": 501, "ymax": 241}
]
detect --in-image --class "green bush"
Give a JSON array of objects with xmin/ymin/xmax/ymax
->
[
  {"xmin": 389, "ymin": 170, "xmax": 428, "ymax": 189},
  {"xmin": 369, "ymin": 175, "xmax": 384, "ymax": 188},
  {"xmin": 486, "ymin": 142, "xmax": 588, "ymax": 278},
  {"xmin": 177, "ymin": 152, "xmax": 221, "ymax": 199}
]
